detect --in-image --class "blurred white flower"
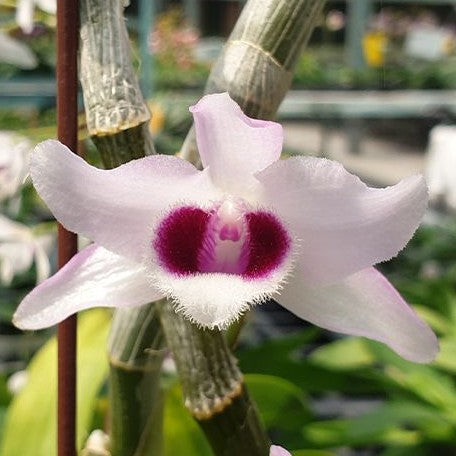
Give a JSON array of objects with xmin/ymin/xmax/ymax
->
[
  {"xmin": 7, "ymin": 370, "xmax": 28, "ymax": 395},
  {"xmin": 162, "ymin": 354, "xmax": 177, "ymax": 375},
  {"xmin": 81, "ymin": 430, "xmax": 110, "ymax": 456},
  {"xmin": 0, "ymin": 31, "xmax": 38, "ymax": 69},
  {"xmin": 0, "ymin": 215, "xmax": 53, "ymax": 285},
  {"xmin": 0, "ymin": 132, "xmax": 32, "ymax": 203},
  {"xmin": 420, "ymin": 260, "xmax": 441, "ymax": 280},
  {"xmin": 16, "ymin": 0, "xmax": 56, "ymax": 34},
  {"xmin": 326, "ymin": 10, "xmax": 345, "ymax": 32},
  {"xmin": 426, "ymin": 125, "xmax": 456, "ymax": 210}
]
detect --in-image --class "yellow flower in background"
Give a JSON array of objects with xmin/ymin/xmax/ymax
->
[
  {"xmin": 443, "ymin": 34, "xmax": 455, "ymax": 55},
  {"xmin": 148, "ymin": 101, "xmax": 166, "ymax": 136},
  {"xmin": 363, "ymin": 31, "xmax": 388, "ymax": 67}
]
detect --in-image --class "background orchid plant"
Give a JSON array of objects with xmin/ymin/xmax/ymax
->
[
  {"xmin": 0, "ymin": 132, "xmax": 53, "ymax": 288},
  {"xmin": 0, "ymin": 214, "xmax": 52, "ymax": 286},
  {"xmin": 14, "ymin": 92, "xmax": 438, "ymax": 363},
  {"xmin": 0, "ymin": 132, "xmax": 31, "ymax": 206}
]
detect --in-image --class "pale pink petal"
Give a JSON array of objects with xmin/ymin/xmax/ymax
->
[
  {"xmin": 13, "ymin": 244, "xmax": 162, "ymax": 330},
  {"xmin": 258, "ymin": 157, "xmax": 428, "ymax": 284},
  {"xmin": 277, "ymin": 266, "xmax": 438, "ymax": 363},
  {"xmin": 31, "ymin": 140, "xmax": 219, "ymax": 262},
  {"xmin": 190, "ymin": 93, "xmax": 283, "ymax": 196},
  {"xmin": 270, "ymin": 445, "xmax": 292, "ymax": 456}
]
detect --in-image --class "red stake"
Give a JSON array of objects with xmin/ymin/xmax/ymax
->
[{"xmin": 56, "ymin": 1, "xmax": 79, "ymax": 455}]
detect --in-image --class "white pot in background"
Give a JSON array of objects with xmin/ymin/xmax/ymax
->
[{"xmin": 426, "ymin": 125, "xmax": 456, "ymax": 211}]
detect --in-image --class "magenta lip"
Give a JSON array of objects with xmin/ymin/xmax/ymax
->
[
  {"xmin": 243, "ymin": 211, "xmax": 290, "ymax": 278},
  {"xmin": 154, "ymin": 205, "xmax": 290, "ymax": 279}
]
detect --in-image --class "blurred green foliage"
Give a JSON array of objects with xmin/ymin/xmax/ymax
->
[
  {"xmin": 0, "ymin": 310, "xmax": 110, "ymax": 456},
  {"xmin": 293, "ymin": 48, "xmax": 456, "ymax": 90},
  {"xmin": 1, "ymin": 5, "xmax": 456, "ymax": 454},
  {"xmin": 149, "ymin": 47, "xmax": 456, "ymax": 91},
  {"xmin": 1, "ymin": 218, "xmax": 455, "ymax": 455}
]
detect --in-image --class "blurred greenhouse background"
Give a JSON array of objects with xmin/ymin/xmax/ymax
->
[{"xmin": 1, "ymin": 0, "xmax": 456, "ymax": 455}]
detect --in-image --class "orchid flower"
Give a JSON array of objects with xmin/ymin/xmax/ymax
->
[
  {"xmin": 0, "ymin": 132, "xmax": 32, "ymax": 203},
  {"xmin": 0, "ymin": 215, "xmax": 53, "ymax": 285},
  {"xmin": 270, "ymin": 445, "xmax": 291, "ymax": 456},
  {"xmin": 13, "ymin": 93, "xmax": 438, "ymax": 363},
  {"xmin": 15, "ymin": 0, "xmax": 56, "ymax": 34},
  {"xmin": 0, "ymin": 31, "xmax": 38, "ymax": 69}
]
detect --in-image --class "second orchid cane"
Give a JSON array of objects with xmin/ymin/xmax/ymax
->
[
  {"xmin": 160, "ymin": 0, "xmax": 328, "ymax": 454},
  {"xmin": 56, "ymin": 0, "xmax": 79, "ymax": 455},
  {"xmin": 180, "ymin": 0, "xmax": 326, "ymax": 163}
]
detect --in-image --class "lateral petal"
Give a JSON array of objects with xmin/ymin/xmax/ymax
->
[
  {"xmin": 31, "ymin": 140, "xmax": 219, "ymax": 262},
  {"xmin": 258, "ymin": 156, "xmax": 427, "ymax": 283},
  {"xmin": 277, "ymin": 266, "xmax": 439, "ymax": 363},
  {"xmin": 13, "ymin": 244, "xmax": 162, "ymax": 330}
]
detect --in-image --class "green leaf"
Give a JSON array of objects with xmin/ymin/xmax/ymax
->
[
  {"xmin": 238, "ymin": 330, "xmax": 382, "ymax": 394},
  {"xmin": 293, "ymin": 451, "xmax": 334, "ymax": 456},
  {"xmin": 163, "ymin": 383, "xmax": 212, "ymax": 456},
  {"xmin": 303, "ymin": 419, "xmax": 421, "ymax": 448},
  {"xmin": 246, "ymin": 374, "xmax": 312, "ymax": 431},
  {"xmin": 0, "ymin": 407, "xmax": 7, "ymax": 445},
  {"xmin": 0, "ymin": 375, "xmax": 12, "ymax": 407},
  {"xmin": 413, "ymin": 305, "xmax": 452, "ymax": 335},
  {"xmin": 0, "ymin": 310, "xmax": 111, "ymax": 456},
  {"xmin": 365, "ymin": 341, "xmax": 456, "ymax": 416},
  {"xmin": 381, "ymin": 446, "xmax": 434, "ymax": 456},
  {"xmin": 433, "ymin": 336, "xmax": 456, "ymax": 374},
  {"xmin": 309, "ymin": 337, "xmax": 375, "ymax": 370},
  {"xmin": 347, "ymin": 401, "xmax": 452, "ymax": 440}
]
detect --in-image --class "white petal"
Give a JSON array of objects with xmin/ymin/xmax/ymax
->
[
  {"xmin": 152, "ymin": 258, "xmax": 293, "ymax": 330},
  {"xmin": 0, "ymin": 214, "xmax": 30, "ymax": 240},
  {"xmin": 36, "ymin": 0, "xmax": 56, "ymax": 14},
  {"xmin": 0, "ymin": 31, "xmax": 38, "ymax": 69},
  {"xmin": 258, "ymin": 156, "xmax": 428, "ymax": 284},
  {"xmin": 0, "ymin": 132, "xmax": 31, "ymax": 201},
  {"xmin": 190, "ymin": 93, "xmax": 283, "ymax": 197},
  {"xmin": 13, "ymin": 245, "xmax": 162, "ymax": 330},
  {"xmin": 0, "ymin": 259, "xmax": 14, "ymax": 285},
  {"xmin": 16, "ymin": 0, "xmax": 35, "ymax": 33},
  {"xmin": 33, "ymin": 242, "xmax": 51, "ymax": 284},
  {"xmin": 0, "ymin": 242, "xmax": 34, "ymax": 279},
  {"xmin": 31, "ymin": 140, "xmax": 219, "ymax": 263},
  {"xmin": 277, "ymin": 266, "xmax": 439, "ymax": 363}
]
